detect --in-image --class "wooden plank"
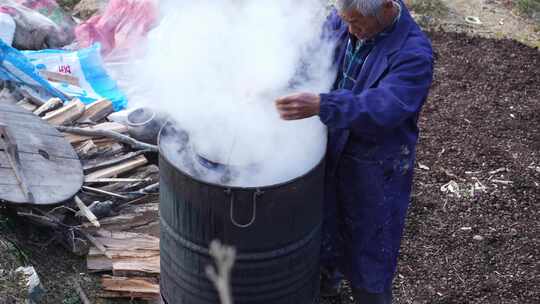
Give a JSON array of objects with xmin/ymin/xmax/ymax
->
[
  {"xmin": 0, "ymin": 152, "xmax": 82, "ymax": 185},
  {"xmin": 82, "ymin": 203, "xmax": 159, "ymax": 236},
  {"xmin": 0, "ymin": 184, "xmax": 81, "ymax": 205},
  {"xmin": 0, "ymin": 103, "xmax": 36, "ymax": 115},
  {"xmin": 87, "ymin": 247, "xmax": 160, "ymax": 273},
  {"xmin": 64, "ymin": 122, "xmax": 129, "ymax": 144},
  {"xmin": 0, "ymin": 151, "xmax": 82, "ymax": 204},
  {"xmin": 85, "ymin": 155, "xmax": 148, "ymax": 181},
  {"xmin": 99, "ymin": 291, "xmax": 159, "ymax": 301},
  {"xmin": 78, "ymin": 99, "xmax": 114, "ymax": 123},
  {"xmin": 2, "ymin": 129, "xmax": 79, "ymax": 159},
  {"xmin": 93, "ymin": 230, "xmax": 159, "ymax": 252},
  {"xmin": 0, "ymin": 110, "xmax": 64, "ymax": 137},
  {"xmin": 113, "ymin": 255, "xmax": 160, "ymax": 277},
  {"xmin": 44, "ymin": 99, "xmax": 85, "ymax": 125},
  {"xmin": 34, "ymin": 98, "xmax": 63, "ymax": 117},
  {"xmin": 74, "ymin": 140, "xmax": 98, "ymax": 159},
  {"xmin": 101, "ymin": 276, "xmax": 160, "ymax": 299},
  {"xmin": 40, "ymin": 70, "xmax": 80, "ymax": 86},
  {"xmin": 17, "ymin": 99, "xmax": 38, "ymax": 112},
  {"xmin": 99, "ymin": 165, "xmax": 159, "ymax": 193},
  {"xmin": 40, "ymin": 100, "xmax": 77, "ymax": 124},
  {"xmin": 83, "ymin": 151, "xmax": 147, "ymax": 173},
  {"xmin": 87, "ymin": 250, "xmax": 113, "ymax": 272}
]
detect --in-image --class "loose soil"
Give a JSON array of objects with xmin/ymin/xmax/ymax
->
[
  {"xmin": 1, "ymin": 30, "xmax": 538, "ymax": 304},
  {"xmin": 395, "ymin": 30, "xmax": 539, "ymax": 304},
  {"xmin": 411, "ymin": 0, "xmax": 540, "ymax": 48}
]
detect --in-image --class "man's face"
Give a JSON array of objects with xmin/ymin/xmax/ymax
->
[{"xmin": 340, "ymin": 9, "xmax": 382, "ymax": 41}]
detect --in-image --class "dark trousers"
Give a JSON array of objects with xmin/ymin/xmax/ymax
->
[{"xmin": 352, "ymin": 288, "xmax": 392, "ymax": 304}]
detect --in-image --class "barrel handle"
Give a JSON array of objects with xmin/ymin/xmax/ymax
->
[{"xmin": 226, "ymin": 189, "xmax": 263, "ymax": 229}]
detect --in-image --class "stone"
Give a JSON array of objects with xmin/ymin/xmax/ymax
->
[
  {"xmin": 473, "ymin": 235, "xmax": 485, "ymax": 241},
  {"xmin": 15, "ymin": 266, "xmax": 46, "ymax": 304},
  {"xmin": 74, "ymin": 0, "xmax": 109, "ymax": 20}
]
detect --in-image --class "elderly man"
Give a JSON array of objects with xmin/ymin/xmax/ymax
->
[{"xmin": 276, "ymin": 0, "xmax": 433, "ymax": 303}]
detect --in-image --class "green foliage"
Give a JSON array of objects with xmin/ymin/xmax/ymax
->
[
  {"xmin": 62, "ymin": 289, "xmax": 81, "ymax": 304},
  {"xmin": 57, "ymin": 0, "xmax": 81, "ymax": 9},
  {"xmin": 515, "ymin": 0, "xmax": 540, "ymax": 20},
  {"xmin": 409, "ymin": 0, "xmax": 449, "ymax": 18}
]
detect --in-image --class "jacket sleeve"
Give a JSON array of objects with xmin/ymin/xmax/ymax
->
[{"xmin": 318, "ymin": 51, "xmax": 433, "ymax": 132}]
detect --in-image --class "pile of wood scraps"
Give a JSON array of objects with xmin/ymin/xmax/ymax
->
[{"xmin": 0, "ymin": 89, "xmax": 163, "ymax": 302}]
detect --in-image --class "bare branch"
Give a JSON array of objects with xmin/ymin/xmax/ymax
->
[{"xmin": 206, "ymin": 240, "xmax": 236, "ymax": 304}]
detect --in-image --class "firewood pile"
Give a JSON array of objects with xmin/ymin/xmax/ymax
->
[{"xmin": 0, "ymin": 87, "xmax": 162, "ymax": 302}]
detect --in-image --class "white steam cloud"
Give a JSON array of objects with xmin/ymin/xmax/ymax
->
[{"xmin": 133, "ymin": 0, "xmax": 337, "ymax": 187}]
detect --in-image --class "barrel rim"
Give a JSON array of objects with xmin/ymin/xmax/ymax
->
[{"xmin": 158, "ymin": 121, "xmax": 326, "ymax": 191}]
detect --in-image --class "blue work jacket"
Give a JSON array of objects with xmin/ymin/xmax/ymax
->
[{"xmin": 319, "ymin": 3, "xmax": 434, "ymax": 293}]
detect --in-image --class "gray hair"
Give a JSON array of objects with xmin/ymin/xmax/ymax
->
[{"xmin": 335, "ymin": 0, "xmax": 391, "ymax": 16}]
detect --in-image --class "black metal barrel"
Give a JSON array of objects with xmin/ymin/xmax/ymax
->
[{"xmin": 159, "ymin": 123, "xmax": 324, "ymax": 304}]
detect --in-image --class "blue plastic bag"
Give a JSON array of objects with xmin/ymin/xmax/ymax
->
[{"xmin": 0, "ymin": 40, "xmax": 127, "ymax": 111}]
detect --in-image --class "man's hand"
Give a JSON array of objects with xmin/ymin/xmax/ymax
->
[{"xmin": 275, "ymin": 93, "xmax": 321, "ymax": 121}]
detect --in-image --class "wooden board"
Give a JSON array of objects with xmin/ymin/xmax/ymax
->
[
  {"xmin": 65, "ymin": 122, "xmax": 129, "ymax": 144},
  {"xmin": 0, "ymin": 104, "xmax": 84, "ymax": 205},
  {"xmin": 85, "ymin": 156, "xmax": 148, "ymax": 181},
  {"xmin": 86, "ymin": 229, "xmax": 160, "ymax": 276},
  {"xmin": 100, "ymin": 276, "xmax": 160, "ymax": 300}
]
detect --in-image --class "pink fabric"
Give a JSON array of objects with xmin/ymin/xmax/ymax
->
[
  {"xmin": 75, "ymin": 0, "xmax": 159, "ymax": 56},
  {"xmin": 14, "ymin": 0, "xmax": 73, "ymax": 29}
]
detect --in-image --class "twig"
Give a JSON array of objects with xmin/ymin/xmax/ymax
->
[
  {"xmin": 205, "ymin": 240, "xmax": 235, "ymax": 304},
  {"xmin": 138, "ymin": 183, "xmax": 160, "ymax": 194},
  {"xmin": 82, "ymin": 186, "xmax": 130, "ymax": 200},
  {"xmin": 56, "ymin": 126, "xmax": 158, "ymax": 152},
  {"xmin": 74, "ymin": 281, "xmax": 92, "ymax": 304},
  {"xmin": 17, "ymin": 212, "xmax": 59, "ymax": 228},
  {"xmin": 47, "ymin": 205, "xmax": 78, "ymax": 215},
  {"xmin": 491, "ymin": 179, "xmax": 513, "ymax": 185},
  {"xmin": 84, "ymin": 178, "xmax": 153, "ymax": 184}
]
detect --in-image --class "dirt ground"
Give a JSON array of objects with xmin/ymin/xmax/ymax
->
[
  {"xmin": 1, "ymin": 1, "xmax": 539, "ymax": 304},
  {"xmin": 421, "ymin": 0, "xmax": 540, "ymax": 47}
]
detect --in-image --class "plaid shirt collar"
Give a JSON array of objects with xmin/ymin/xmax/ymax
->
[{"xmin": 339, "ymin": 1, "xmax": 402, "ymax": 90}]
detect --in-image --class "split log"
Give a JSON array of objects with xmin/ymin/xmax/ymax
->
[
  {"xmin": 33, "ymin": 98, "xmax": 63, "ymax": 117},
  {"xmin": 83, "ymin": 150, "xmax": 149, "ymax": 173},
  {"xmin": 75, "ymin": 140, "xmax": 99, "ymax": 159},
  {"xmin": 87, "ymin": 247, "xmax": 159, "ymax": 273},
  {"xmin": 85, "ymin": 155, "xmax": 148, "ymax": 181},
  {"xmin": 40, "ymin": 70, "xmax": 80, "ymax": 86},
  {"xmin": 82, "ymin": 230, "xmax": 113, "ymax": 259},
  {"xmin": 17, "ymin": 98, "xmax": 38, "ymax": 112},
  {"xmin": 87, "ymin": 247, "xmax": 113, "ymax": 272},
  {"xmin": 78, "ymin": 99, "xmax": 114, "ymax": 123},
  {"xmin": 76, "ymin": 140, "xmax": 125, "ymax": 160},
  {"xmin": 100, "ymin": 276, "xmax": 159, "ymax": 300},
  {"xmin": 93, "ymin": 230, "xmax": 159, "ymax": 251},
  {"xmin": 113, "ymin": 255, "xmax": 160, "ymax": 277},
  {"xmin": 58, "ymin": 125, "xmax": 158, "ymax": 152},
  {"xmin": 61, "ymin": 122, "xmax": 129, "ymax": 144},
  {"xmin": 18, "ymin": 87, "xmax": 47, "ymax": 106},
  {"xmin": 44, "ymin": 99, "xmax": 86, "ymax": 125},
  {"xmin": 82, "ymin": 203, "xmax": 159, "ymax": 236},
  {"xmin": 99, "ymin": 165, "xmax": 159, "ymax": 193},
  {"xmin": 75, "ymin": 196, "xmax": 100, "ymax": 228}
]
